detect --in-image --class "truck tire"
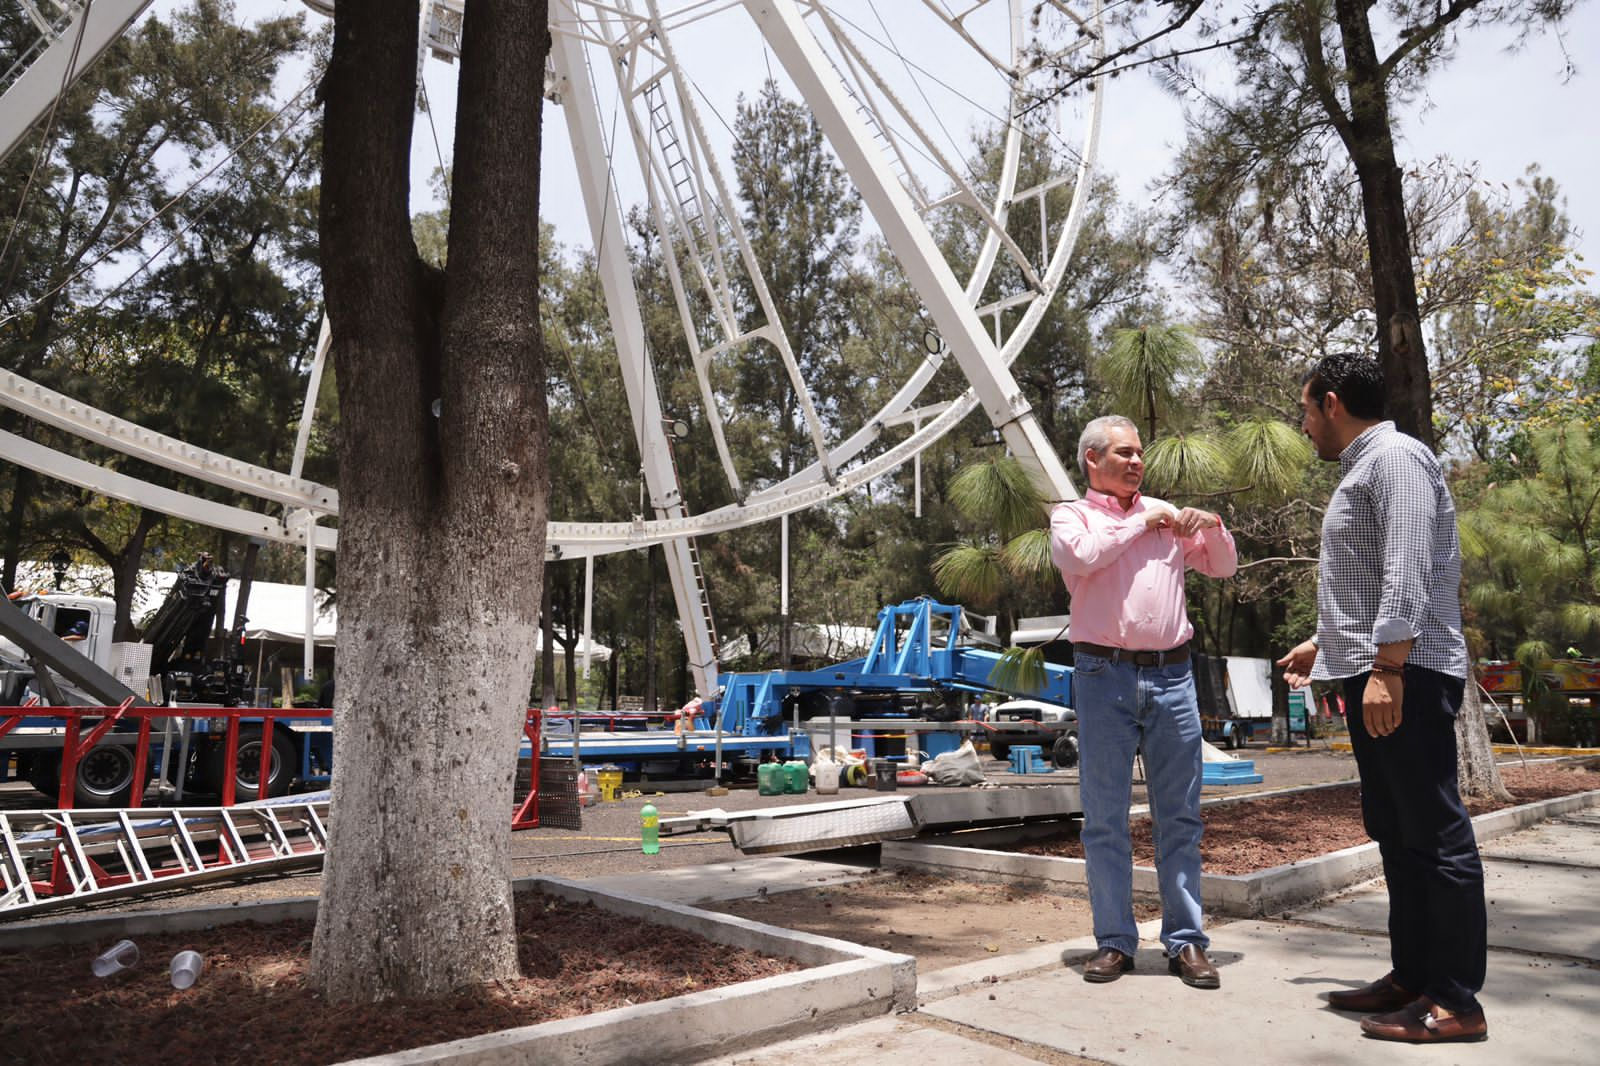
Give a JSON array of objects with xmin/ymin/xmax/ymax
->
[
  {"xmin": 21, "ymin": 736, "xmax": 146, "ymax": 808},
  {"xmin": 207, "ymin": 726, "xmax": 296, "ymax": 801},
  {"xmin": 1226, "ymin": 728, "xmax": 1241, "ymax": 751},
  {"xmin": 1051, "ymin": 731, "xmax": 1080, "ymax": 769},
  {"xmin": 987, "ymin": 737, "xmax": 1011, "ymax": 762}
]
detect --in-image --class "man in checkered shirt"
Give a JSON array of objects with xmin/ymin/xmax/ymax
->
[{"xmin": 1278, "ymin": 352, "xmax": 1487, "ymax": 1044}]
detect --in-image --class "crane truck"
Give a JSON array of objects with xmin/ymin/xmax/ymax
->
[{"xmin": 0, "ymin": 557, "xmax": 324, "ymax": 807}]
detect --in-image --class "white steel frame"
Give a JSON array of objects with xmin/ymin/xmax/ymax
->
[{"xmin": 0, "ymin": 0, "xmax": 1104, "ymax": 697}]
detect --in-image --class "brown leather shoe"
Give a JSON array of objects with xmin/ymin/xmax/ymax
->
[
  {"xmin": 1167, "ymin": 944, "xmax": 1220, "ymax": 989},
  {"xmin": 1360, "ymin": 996, "xmax": 1488, "ymax": 1043},
  {"xmin": 1081, "ymin": 947, "xmax": 1134, "ymax": 983},
  {"xmin": 1327, "ymin": 972, "xmax": 1415, "ymax": 1013}
]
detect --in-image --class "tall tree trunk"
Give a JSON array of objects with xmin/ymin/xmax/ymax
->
[
  {"xmin": 1332, "ymin": 0, "xmax": 1432, "ymax": 447},
  {"xmin": 310, "ymin": 0, "xmax": 551, "ymax": 1002},
  {"xmin": 2, "ymin": 466, "xmax": 35, "ymax": 592},
  {"xmin": 606, "ymin": 628, "xmax": 619, "ymax": 710},
  {"xmin": 109, "ymin": 510, "xmax": 160, "ymax": 642},
  {"xmin": 541, "ymin": 577, "xmax": 556, "ymax": 706},
  {"xmin": 1457, "ymin": 669, "xmax": 1512, "ymax": 802}
]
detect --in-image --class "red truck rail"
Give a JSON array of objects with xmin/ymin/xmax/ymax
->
[{"xmin": 2, "ymin": 704, "xmax": 556, "ymax": 828}]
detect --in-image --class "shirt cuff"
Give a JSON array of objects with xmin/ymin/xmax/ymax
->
[{"xmin": 1372, "ymin": 617, "xmax": 1421, "ymax": 646}]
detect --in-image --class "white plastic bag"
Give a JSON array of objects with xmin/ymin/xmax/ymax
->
[{"xmin": 921, "ymin": 740, "xmax": 984, "ymax": 786}]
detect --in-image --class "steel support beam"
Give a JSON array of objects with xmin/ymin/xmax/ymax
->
[
  {"xmin": 0, "ymin": 0, "xmax": 155, "ymax": 164},
  {"xmin": 745, "ymin": 0, "xmax": 1077, "ymax": 502},
  {"xmin": 552, "ymin": 1, "xmax": 719, "ymax": 694}
]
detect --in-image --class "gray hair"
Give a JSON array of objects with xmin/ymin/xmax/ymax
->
[{"xmin": 1077, "ymin": 415, "xmax": 1139, "ymax": 479}]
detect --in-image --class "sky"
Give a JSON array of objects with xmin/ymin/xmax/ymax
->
[{"xmin": 143, "ymin": 1, "xmax": 1600, "ymax": 285}]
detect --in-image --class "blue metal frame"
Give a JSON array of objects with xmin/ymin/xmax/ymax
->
[{"xmin": 708, "ymin": 598, "xmax": 1072, "ymax": 737}]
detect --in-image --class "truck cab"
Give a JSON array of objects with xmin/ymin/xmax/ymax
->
[{"xmin": 0, "ymin": 592, "xmax": 117, "ymax": 701}]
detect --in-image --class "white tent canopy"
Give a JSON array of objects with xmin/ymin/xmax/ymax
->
[{"xmin": 19, "ymin": 564, "xmax": 609, "ymax": 661}]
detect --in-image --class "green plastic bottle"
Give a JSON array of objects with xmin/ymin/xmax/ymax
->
[
  {"xmin": 640, "ymin": 802, "xmax": 659, "ymax": 855},
  {"xmin": 784, "ymin": 760, "xmax": 809, "ymax": 794}
]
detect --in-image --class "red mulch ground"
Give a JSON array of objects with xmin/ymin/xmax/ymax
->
[
  {"xmin": 0, "ymin": 895, "xmax": 798, "ymax": 1066},
  {"xmin": 3, "ymin": 761, "xmax": 1594, "ymax": 1065},
  {"xmin": 1017, "ymin": 762, "xmax": 1600, "ymax": 875}
]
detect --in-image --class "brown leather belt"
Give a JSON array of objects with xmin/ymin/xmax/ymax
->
[{"xmin": 1072, "ymin": 642, "xmax": 1190, "ymax": 667}]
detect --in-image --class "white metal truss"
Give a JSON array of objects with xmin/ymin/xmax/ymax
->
[
  {"xmin": 0, "ymin": 0, "xmax": 154, "ymax": 164},
  {"xmin": 0, "ymin": 0, "xmax": 1105, "ymax": 698},
  {"xmin": 552, "ymin": 0, "xmax": 722, "ymax": 692}
]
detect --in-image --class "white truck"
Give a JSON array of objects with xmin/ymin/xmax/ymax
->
[{"xmin": 0, "ymin": 560, "xmax": 313, "ymax": 807}]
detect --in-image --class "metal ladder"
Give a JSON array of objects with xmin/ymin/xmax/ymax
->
[
  {"xmin": 683, "ymin": 535, "xmax": 720, "ymax": 659},
  {"xmin": 643, "ymin": 78, "xmax": 703, "ymax": 233},
  {"xmin": 0, "ymin": 800, "xmax": 330, "ymax": 921},
  {"xmin": 664, "ymin": 438, "xmax": 720, "ymax": 663}
]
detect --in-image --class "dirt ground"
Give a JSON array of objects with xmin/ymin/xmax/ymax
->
[
  {"xmin": 705, "ymin": 867, "xmax": 1157, "ymax": 972},
  {"xmin": 2, "ymin": 751, "xmax": 1594, "ymax": 1065}
]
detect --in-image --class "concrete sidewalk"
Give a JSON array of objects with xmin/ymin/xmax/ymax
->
[{"xmin": 697, "ymin": 810, "xmax": 1600, "ymax": 1065}]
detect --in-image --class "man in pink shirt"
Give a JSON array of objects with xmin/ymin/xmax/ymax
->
[{"xmin": 1050, "ymin": 414, "xmax": 1237, "ymax": 989}]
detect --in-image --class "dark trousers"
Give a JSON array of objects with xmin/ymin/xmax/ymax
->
[{"xmin": 1343, "ymin": 666, "xmax": 1486, "ymax": 1013}]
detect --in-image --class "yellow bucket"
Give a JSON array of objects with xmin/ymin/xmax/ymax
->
[{"xmin": 597, "ymin": 766, "xmax": 623, "ymax": 802}]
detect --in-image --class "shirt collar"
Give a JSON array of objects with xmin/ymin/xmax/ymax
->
[
  {"xmin": 1085, "ymin": 487, "xmax": 1142, "ymax": 514},
  {"xmin": 1339, "ymin": 420, "xmax": 1394, "ymax": 476}
]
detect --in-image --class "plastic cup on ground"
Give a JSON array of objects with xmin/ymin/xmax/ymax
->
[
  {"xmin": 170, "ymin": 950, "xmax": 204, "ymax": 990},
  {"xmin": 91, "ymin": 939, "xmax": 139, "ymax": 977}
]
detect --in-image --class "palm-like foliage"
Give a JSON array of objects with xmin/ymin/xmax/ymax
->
[
  {"xmin": 947, "ymin": 455, "xmax": 1050, "ymax": 540},
  {"xmin": 1144, "ymin": 433, "xmax": 1229, "ymax": 497},
  {"xmin": 987, "ymin": 646, "xmax": 1050, "ymax": 697},
  {"xmin": 1224, "ymin": 418, "xmax": 1314, "ymax": 500},
  {"xmin": 1099, "ymin": 325, "xmax": 1203, "ymax": 441},
  {"xmin": 932, "ymin": 456, "xmax": 1057, "ymax": 693},
  {"xmin": 930, "ymin": 538, "xmax": 1007, "ymax": 609}
]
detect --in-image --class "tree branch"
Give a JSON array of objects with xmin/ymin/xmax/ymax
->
[
  {"xmin": 1380, "ymin": 0, "xmax": 1493, "ymax": 78},
  {"xmin": 1236, "ymin": 555, "xmax": 1319, "ymax": 570},
  {"xmin": 1293, "ymin": 3, "xmax": 1355, "ymax": 151}
]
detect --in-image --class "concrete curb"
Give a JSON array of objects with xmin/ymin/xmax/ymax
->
[
  {"xmin": 1, "ymin": 876, "xmax": 916, "ymax": 1066},
  {"xmin": 883, "ymin": 788, "xmax": 1600, "ymax": 918}
]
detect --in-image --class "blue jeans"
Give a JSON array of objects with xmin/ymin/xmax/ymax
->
[{"xmin": 1074, "ymin": 653, "xmax": 1207, "ymax": 956}]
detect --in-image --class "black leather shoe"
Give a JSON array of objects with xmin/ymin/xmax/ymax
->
[
  {"xmin": 1328, "ymin": 972, "xmax": 1415, "ymax": 1013},
  {"xmin": 1081, "ymin": 947, "xmax": 1134, "ymax": 983},
  {"xmin": 1167, "ymin": 944, "xmax": 1220, "ymax": 989}
]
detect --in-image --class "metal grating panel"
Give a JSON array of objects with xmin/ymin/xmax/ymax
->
[
  {"xmin": 535, "ymin": 758, "xmax": 582, "ymax": 830},
  {"xmin": 730, "ymin": 798, "xmax": 916, "ymax": 854}
]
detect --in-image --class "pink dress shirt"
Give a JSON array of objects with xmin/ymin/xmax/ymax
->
[{"xmin": 1049, "ymin": 488, "xmax": 1238, "ymax": 651}]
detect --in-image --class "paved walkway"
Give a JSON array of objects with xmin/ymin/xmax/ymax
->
[{"xmin": 695, "ymin": 808, "xmax": 1600, "ymax": 1065}]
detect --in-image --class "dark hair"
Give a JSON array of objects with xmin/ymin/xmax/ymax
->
[{"xmin": 1303, "ymin": 352, "xmax": 1384, "ymax": 420}]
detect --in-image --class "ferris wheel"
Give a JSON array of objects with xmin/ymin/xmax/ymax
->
[{"xmin": 0, "ymin": 0, "xmax": 1104, "ymax": 694}]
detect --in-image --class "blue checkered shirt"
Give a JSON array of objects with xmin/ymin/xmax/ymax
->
[{"xmin": 1311, "ymin": 422, "xmax": 1469, "ymax": 682}]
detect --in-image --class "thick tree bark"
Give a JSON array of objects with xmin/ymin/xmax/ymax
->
[
  {"xmin": 1331, "ymin": 0, "xmax": 1433, "ymax": 447},
  {"xmin": 310, "ymin": 0, "xmax": 551, "ymax": 1002},
  {"xmin": 1456, "ymin": 671, "xmax": 1513, "ymax": 802}
]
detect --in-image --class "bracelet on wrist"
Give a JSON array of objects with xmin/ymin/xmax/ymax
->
[{"xmin": 1371, "ymin": 663, "xmax": 1404, "ymax": 676}]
